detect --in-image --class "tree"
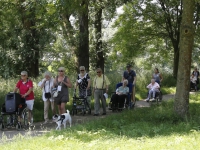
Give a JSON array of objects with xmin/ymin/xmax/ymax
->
[
  {"xmin": 174, "ymin": 0, "xmax": 195, "ymax": 117},
  {"xmin": 111, "ymin": 0, "xmax": 199, "ymax": 78}
]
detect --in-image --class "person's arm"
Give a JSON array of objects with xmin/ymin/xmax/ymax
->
[
  {"xmin": 39, "ymin": 79, "xmax": 46, "ymax": 89},
  {"xmin": 22, "ymin": 87, "xmax": 33, "ymax": 98},
  {"xmin": 13, "ymin": 87, "xmax": 19, "ymax": 93},
  {"xmin": 63, "ymin": 78, "xmax": 72, "ymax": 88},
  {"xmin": 87, "ymin": 79, "xmax": 91, "ymax": 90},
  {"xmin": 159, "ymin": 73, "xmax": 163, "ymax": 82},
  {"xmin": 133, "ymin": 76, "xmax": 136, "ymax": 85}
]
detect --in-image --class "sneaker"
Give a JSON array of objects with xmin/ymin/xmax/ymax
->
[
  {"xmin": 145, "ymin": 99, "xmax": 149, "ymax": 102},
  {"xmin": 150, "ymin": 98, "xmax": 156, "ymax": 102}
]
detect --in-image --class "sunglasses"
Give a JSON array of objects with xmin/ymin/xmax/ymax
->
[
  {"xmin": 80, "ymin": 70, "xmax": 85, "ymax": 71},
  {"xmin": 58, "ymin": 70, "xmax": 64, "ymax": 72},
  {"xmin": 97, "ymin": 72, "xmax": 101, "ymax": 73},
  {"xmin": 21, "ymin": 75, "xmax": 26, "ymax": 77}
]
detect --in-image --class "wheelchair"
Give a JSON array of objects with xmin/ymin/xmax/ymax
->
[
  {"xmin": 108, "ymin": 83, "xmax": 135, "ymax": 111},
  {"xmin": 0, "ymin": 93, "xmax": 30, "ymax": 130},
  {"xmin": 190, "ymin": 82, "xmax": 198, "ymax": 91},
  {"xmin": 146, "ymin": 89, "xmax": 163, "ymax": 104}
]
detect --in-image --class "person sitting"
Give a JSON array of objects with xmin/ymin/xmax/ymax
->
[
  {"xmin": 110, "ymin": 80, "xmax": 129, "ymax": 110},
  {"xmin": 190, "ymin": 73, "xmax": 197, "ymax": 91},
  {"xmin": 145, "ymin": 79, "xmax": 160, "ymax": 102}
]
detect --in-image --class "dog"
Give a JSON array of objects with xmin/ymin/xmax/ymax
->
[{"xmin": 52, "ymin": 110, "xmax": 72, "ymax": 130}]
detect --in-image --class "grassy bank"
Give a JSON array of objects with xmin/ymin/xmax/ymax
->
[{"xmin": 0, "ymin": 92, "xmax": 200, "ymax": 150}]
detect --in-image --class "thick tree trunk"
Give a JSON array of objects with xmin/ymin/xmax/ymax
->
[
  {"xmin": 94, "ymin": 8, "xmax": 104, "ymax": 72},
  {"xmin": 77, "ymin": 1, "xmax": 89, "ymax": 72},
  {"xmin": 174, "ymin": 0, "xmax": 195, "ymax": 118}
]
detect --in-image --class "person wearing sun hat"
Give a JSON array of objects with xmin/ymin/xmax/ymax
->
[
  {"xmin": 53, "ymin": 67, "xmax": 73, "ymax": 114},
  {"xmin": 14, "ymin": 71, "xmax": 34, "ymax": 125}
]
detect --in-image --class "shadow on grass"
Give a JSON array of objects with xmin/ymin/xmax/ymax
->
[{"xmin": 48, "ymin": 96, "xmax": 200, "ymax": 142}]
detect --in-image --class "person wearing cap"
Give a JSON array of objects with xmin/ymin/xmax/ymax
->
[
  {"xmin": 122, "ymin": 64, "xmax": 136, "ymax": 104},
  {"xmin": 14, "ymin": 71, "xmax": 34, "ymax": 125},
  {"xmin": 38, "ymin": 71, "xmax": 56, "ymax": 124},
  {"xmin": 53, "ymin": 67, "xmax": 73, "ymax": 114},
  {"xmin": 75, "ymin": 66, "xmax": 91, "ymax": 110},
  {"xmin": 93, "ymin": 68, "xmax": 110, "ymax": 116}
]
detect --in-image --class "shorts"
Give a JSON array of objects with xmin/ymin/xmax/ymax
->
[
  {"xmin": 26, "ymin": 100, "xmax": 34, "ymax": 110},
  {"xmin": 55, "ymin": 95, "xmax": 68, "ymax": 105}
]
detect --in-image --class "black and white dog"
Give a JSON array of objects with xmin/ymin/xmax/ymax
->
[{"xmin": 52, "ymin": 110, "xmax": 72, "ymax": 130}]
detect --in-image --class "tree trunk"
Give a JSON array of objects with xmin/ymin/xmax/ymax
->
[
  {"xmin": 94, "ymin": 8, "xmax": 104, "ymax": 72},
  {"xmin": 77, "ymin": 0, "xmax": 89, "ymax": 72},
  {"xmin": 19, "ymin": 1, "xmax": 39, "ymax": 77},
  {"xmin": 174, "ymin": 0, "xmax": 195, "ymax": 118}
]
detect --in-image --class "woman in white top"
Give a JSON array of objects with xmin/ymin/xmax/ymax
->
[
  {"xmin": 38, "ymin": 71, "xmax": 56, "ymax": 124},
  {"xmin": 145, "ymin": 79, "xmax": 160, "ymax": 102}
]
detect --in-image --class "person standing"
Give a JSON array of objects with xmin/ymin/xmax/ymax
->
[
  {"xmin": 152, "ymin": 68, "xmax": 163, "ymax": 85},
  {"xmin": 14, "ymin": 71, "xmax": 34, "ymax": 125},
  {"xmin": 75, "ymin": 66, "xmax": 91, "ymax": 110},
  {"xmin": 38, "ymin": 71, "xmax": 56, "ymax": 124},
  {"xmin": 122, "ymin": 64, "xmax": 136, "ymax": 104},
  {"xmin": 53, "ymin": 67, "xmax": 72, "ymax": 114},
  {"xmin": 93, "ymin": 68, "xmax": 110, "ymax": 116}
]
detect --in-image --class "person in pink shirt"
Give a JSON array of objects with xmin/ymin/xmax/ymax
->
[
  {"xmin": 145, "ymin": 79, "xmax": 160, "ymax": 102},
  {"xmin": 14, "ymin": 71, "xmax": 34, "ymax": 125}
]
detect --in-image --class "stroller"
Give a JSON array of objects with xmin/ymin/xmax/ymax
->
[
  {"xmin": 0, "ymin": 93, "xmax": 30, "ymax": 130},
  {"xmin": 71, "ymin": 89, "xmax": 91, "ymax": 115},
  {"xmin": 108, "ymin": 83, "xmax": 134, "ymax": 111}
]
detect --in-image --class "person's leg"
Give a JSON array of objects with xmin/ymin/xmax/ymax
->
[
  {"xmin": 132, "ymin": 85, "xmax": 135, "ymax": 102},
  {"xmin": 57, "ymin": 104, "xmax": 61, "ymax": 115},
  {"xmin": 25, "ymin": 100, "xmax": 34, "ymax": 124},
  {"xmin": 152, "ymin": 89, "xmax": 159, "ymax": 98},
  {"xmin": 118, "ymin": 95, "xmax": 126, "ymax": 108},
  {"xmin": 50, "ymin": 101, "xmax": 56, "ymax": 115},
  {"xmin": 60, "ymin": 102, "xmax": 66, "ymax": 114},
  {"xmin": 44, "ymin": 100, "xmax": 50, "ymax": 122},
  {"xmin": 111, "ymin": 94, "xmax": 118, "ymax": 108},
  {"xmin": 94, "ymin": 90, "xmax": 100, "ymax": 115},
  {"xmin": 100, "ymin": 91, "xmax": 106, "ymax": 114}
]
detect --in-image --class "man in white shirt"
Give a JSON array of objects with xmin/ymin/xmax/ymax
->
[{"xmin": 145, "ymin": 79, "xmax": 160, "ymax": 102}]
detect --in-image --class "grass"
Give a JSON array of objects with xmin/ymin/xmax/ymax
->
[{"xmin": 1, "ymin": 93, "xmax": 200, "ymax": 150}]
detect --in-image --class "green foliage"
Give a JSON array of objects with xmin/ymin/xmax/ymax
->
[{"xmin": 1, "ymin": 94, "xmax": 200, "ymax": 149}]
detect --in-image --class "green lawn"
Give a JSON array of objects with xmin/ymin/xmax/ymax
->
[{"xmin": 1, "ymin": 92, "xmax": 200, "ymax": 150}]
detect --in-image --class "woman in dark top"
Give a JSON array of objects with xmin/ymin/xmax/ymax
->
[
  {"xmin": 53, "ymin": 67, "xmax": 72, "ymax": 114},
  {"xmin": 75, "ymin": 66, "xmax": 91, "ymax": 109}
]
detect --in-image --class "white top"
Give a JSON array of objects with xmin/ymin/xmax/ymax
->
[
  {"xmin": 190, "ymin": 76, "xmax": 197, "ymax": 84},
  {"xmin": 38, "ymin": 78, "xmax": 54, "ymax": 101},
  {"xmin": 147, "ymin": 82, "xmax": 160, "ymax": 90}
]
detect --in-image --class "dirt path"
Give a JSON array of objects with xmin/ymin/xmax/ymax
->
[{"xmin": 0, "ymin": 94, "xmax": 175, "ymax": 141}]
